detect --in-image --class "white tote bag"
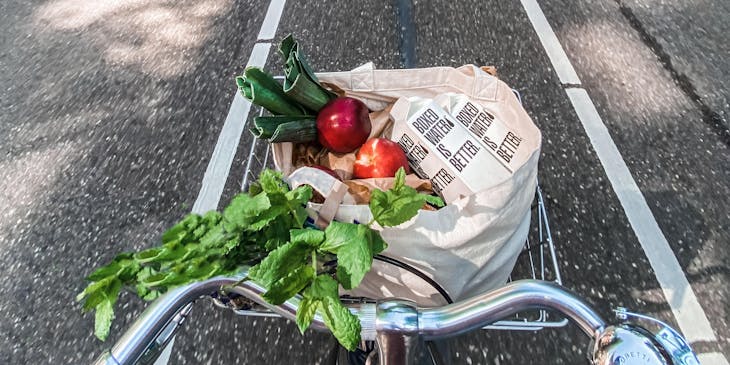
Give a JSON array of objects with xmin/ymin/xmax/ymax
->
[{"xmin": 274, "ymin": 63, "xmax": 541, "ymax": 306}]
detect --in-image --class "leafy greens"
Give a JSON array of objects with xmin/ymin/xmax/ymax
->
[{"xmin": 78, "ymin": 167, "xmax": 442, "ymax": 350}]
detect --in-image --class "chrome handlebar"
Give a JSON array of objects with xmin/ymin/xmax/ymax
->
[
  {"xmin": 95, "ymin": 276, "xmax": 243, "ymax": 365},
  {"xmin": 419, "ymin": 280, "xmax": 605, "ymax": 339},
  {"xmin": 93, "ymin": 276, "xmax": 698, "ymax": 365}
]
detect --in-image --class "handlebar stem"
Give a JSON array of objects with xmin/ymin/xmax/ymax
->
[{"xmin": 375, "ymin": 300, "xmax": 420, "ymax": 365}]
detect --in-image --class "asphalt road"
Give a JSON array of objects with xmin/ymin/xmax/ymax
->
[{"xmin": 1, "ymin": 0, "xmax": 727, "ymax": 364}]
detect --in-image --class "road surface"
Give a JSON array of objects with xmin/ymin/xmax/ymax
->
[{"xmin": 0, "ymin": 0, "xmax": 727, "ymax": 363}]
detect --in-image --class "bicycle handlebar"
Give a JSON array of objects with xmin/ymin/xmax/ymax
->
[
  {"xmin": 418, "ymin": 280, "xmax": 605, "ymax": 339},
  {"xmin": 94, "ymin": 274, "xmax": 695, "ymax": 365},
  {"xmin": 98, "ymin": 276, "xmax": 244, "ymax": 365},
  {"xmin": 95, "ymin": 273, "xmax": 358, "ymax": 365}
]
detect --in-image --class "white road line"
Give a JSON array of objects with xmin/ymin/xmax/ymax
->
[
  {"xmin": 258, "ymin": 0, "xmax": 287, "ymax": 41},
  {"xmin": 566, "ymin": 88, "xmax": 718, "ymax": 343},
  {"xmin": 699, "ymin": 353, "xmax": 730, "ymax": 365},
  {"xmin": 165, "ymin": 2, "xmax": 287, "ymax": 364},
  {"xmin": 247, "ymin": 42, "xmax": 273, "ymax": 72},
  {"xmin": 191, "ymin": 43, "xmax": 271, "ymax": 214},
  {"xmin": 519, "ymin": 0, "xmax": 726, "ymax": 358},
  {"xmin": 520, "ymin": 0, "xmax": 582, "ymax": 85}
]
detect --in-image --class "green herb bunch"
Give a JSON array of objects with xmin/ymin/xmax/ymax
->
[{"xmin": 78, "ymin": 168, "xmax": 443, "ymax": 350}]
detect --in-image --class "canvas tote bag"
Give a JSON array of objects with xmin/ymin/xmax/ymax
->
[{"xmin": 273, "ymin": 63, "xmax": 541, "ymax": 306}]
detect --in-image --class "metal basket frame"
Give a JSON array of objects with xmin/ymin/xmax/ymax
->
[{"xmin": 229, "ymin": 88, "xmax": 567, "ymax": 331}]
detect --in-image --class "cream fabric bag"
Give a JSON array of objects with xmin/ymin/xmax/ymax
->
[{"xmin": 273, "ymin": 63, "xmax": 541, "ymax": 306}]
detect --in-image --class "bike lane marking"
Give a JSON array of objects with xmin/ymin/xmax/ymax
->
[
  {"xmin": 520, "ymin": 0, "xmax": 726, "ymax": 359},
  {"xmin": 191, "ymin": 42, "xmax": 271, "ymax": 214},
  {"xmin": 193, "ymin": 0, "xmax": 287, "ymax": 214},
  {"xmin": 258, "ymin": 0, "xmax": 286, "ymax": 40},
  {"xmin": 165, "ymin": 2, "xmax": 285, "ymax": 365},
  {"xmin": 701, "ymin": 353, "xmax": 730, "ymax": 365},
  {"xmin": 520, "ymin": 0, "xmax": 581, "ymax": 85},
  {"xmin": 565, "ymin": 87, "xmax": 718, "ymax": 343}
]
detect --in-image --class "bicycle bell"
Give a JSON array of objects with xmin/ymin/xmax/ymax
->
[{"xmin": 591, "ymin": 308, "xmax": 699, "ymax": 365}]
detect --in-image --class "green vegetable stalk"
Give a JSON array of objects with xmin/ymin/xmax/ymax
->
[
  {"xmin": 252, "ymin": 115, "xmax": 318, "ymax": 143},
  {"xmin": 236, "ymin": 67, "xmax": 307, "ymax": 115},
  {"xmin": 280, "ymin": 34, "xmax": 336, "ymax": 112},
  {"xmin": 235, "ymin": 35, "xmax": 336, "ymax": 142}
]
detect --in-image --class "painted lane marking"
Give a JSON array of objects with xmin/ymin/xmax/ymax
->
[
  {"xmin": 191, "ymin": 42, "xmax": 271, "ymax": 214},
  {"xmin": 162, "ymin": 0, "xmax": 289, "ymax": 362},
  {"xmin": 520, "ymin": 0, "xmax": 582, "ymax": 85},
  {"xmin": 520, "ymin": 0, "xmax": 725, "ymax": 359},
  {"xmin": 565, "ymin": 88, "xmax": 717, "ymax": 343},
  {"xmin": 698, "ymin": 353, "xmax": 730, "ymax": 365},
  {"xmin": 258, "ymin": 0, "xmax": 287, "ymax": 41}
]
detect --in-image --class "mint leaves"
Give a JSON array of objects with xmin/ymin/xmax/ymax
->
[
  {"xmin": 248, "ymin": 239, "xmax": 313, "ymax": 290},
  {"xmin": 248, "ymin": 167, "xmax": 440, "ymax": 349},
  {"xmin": 76, "ymin": 253, "xmax": 140, "ymax": 339},
  {"xmin": 296, "ymin": 275, "xmax": 361, "ymax": 350},
  {"xmin": 370, "ymin": 167, "xmax": 445, "ymax": 227},
  {"xmin": 247, "ymin": 221, "xmax": 384, "ymax": 350},
  {"xmin": 320, "ymin": 222, "xmax": 385, "ymax": 290},
  {"xmin": 308, "ymin": 275, "xmax": 361, "ymax": 348},
  {"xmin": 77, "ymin": 170, "xmax": 311, "ymax": 341},
  {"xmin": 79, "ymin": 167, "xmax": 442, "ymax": 351}
]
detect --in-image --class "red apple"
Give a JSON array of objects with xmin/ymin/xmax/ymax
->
[
  {"xmin": 353, "ymin": 138, "xmax": 410, "ymax": 179},
  {"xmin": 316, "ymin": 97, "xmax": 371, "ymax": 153}
]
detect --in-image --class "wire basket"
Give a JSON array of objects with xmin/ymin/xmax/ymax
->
[
  {"xmin": 223, "ymin": 90, "xmax": 567, "ymax": 331},
  {"xmin": 484, "ymin": 184, "xmax": 568, "ymax": 330}
]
